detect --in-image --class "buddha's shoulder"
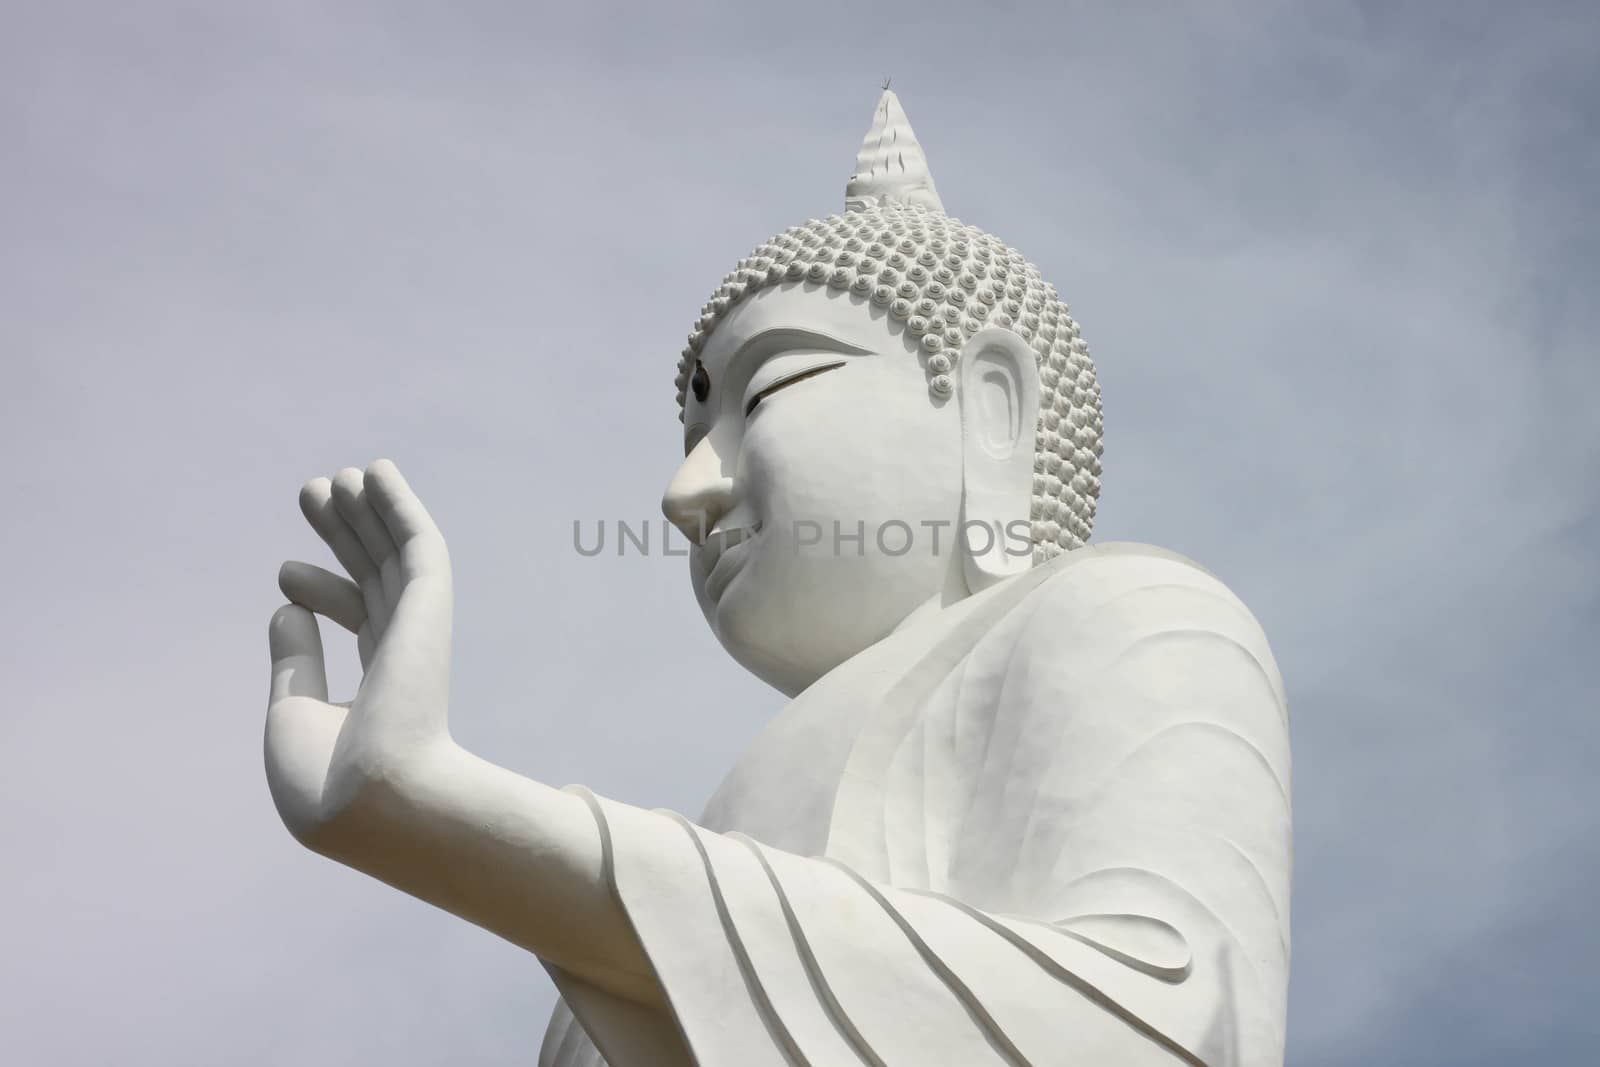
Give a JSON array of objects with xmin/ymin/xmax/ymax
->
[
  {"xmin": 993, "ymin": 540, "xmax": 1280, "ymax": 676},
  {"xmin": 1017, "ymin": 540, "xmax": 1238, "ymax": 601}
]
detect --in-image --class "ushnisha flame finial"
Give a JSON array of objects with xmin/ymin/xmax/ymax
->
[{"xmin": 845, "ymin": 88, "xmax": 945, "ymax": 214}]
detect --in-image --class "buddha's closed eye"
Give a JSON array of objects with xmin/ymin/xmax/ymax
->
[{"xmin": 744, "ymin": 361, "xmax": 847, "ymax": 418}]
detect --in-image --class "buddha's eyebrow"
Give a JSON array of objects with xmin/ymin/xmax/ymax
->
[{"xmin": 724, "ymin": 327, "xmax": 873, "ymax": 378}]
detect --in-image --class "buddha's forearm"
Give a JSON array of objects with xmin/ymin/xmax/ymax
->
[{"xmin": 302, "ymin": 739, "xmax": 661, "ymax": 1006}]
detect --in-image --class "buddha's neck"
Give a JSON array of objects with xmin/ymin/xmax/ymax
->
[{"xmin": 892, "ymin": 548, "xmax": 980, "ymax": 634}]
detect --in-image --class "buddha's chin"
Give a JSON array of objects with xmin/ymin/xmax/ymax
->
[{"xmin": 701, "ymin": 568, "xmax": 856, "ymax": 698}]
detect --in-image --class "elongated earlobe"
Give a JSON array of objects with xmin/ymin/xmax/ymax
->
[{"xmin": 956, "ymin": 328, "xmax": 1041, "ymax": 592}]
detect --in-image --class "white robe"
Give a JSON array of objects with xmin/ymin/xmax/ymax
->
[{"xmin": 539, "ymin": 543, "xmax": 1292, "ymax": 1066}]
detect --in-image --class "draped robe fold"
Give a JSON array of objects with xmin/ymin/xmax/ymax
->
[{"xmin": 539, "ymin": 543, "xmax": 1292, "ymax": 1066}]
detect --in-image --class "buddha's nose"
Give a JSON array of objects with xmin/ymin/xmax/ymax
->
[{"xmin": 662, "ymin": 436, "xmax": 734, "ymax": 546}]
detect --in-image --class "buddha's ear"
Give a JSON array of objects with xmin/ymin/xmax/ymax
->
[{"xmin": 956, "ymin": 327, "xmax": 1040, "ymax": 593}]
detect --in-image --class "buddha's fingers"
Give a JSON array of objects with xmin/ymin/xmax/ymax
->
[
  {"xmin": 357, "ymin": 625, "xmax": 375, "ymax": 671},
  {"xmin": 268, "ymin": 603, "xmax": 329, "ymax": 704},
  {"xmin": 331, "ymin": 468, "xmax": 404, "ymax": 614},
  {"xmin": 299, "ymin": 477, "xmax": 391, "ymax": 634},
  {"xmin": 279, "ymin": 560, "xmax": 367, "ymax": 635},
  {"xmin": 265, "ymin": 603, "xmax": 348, "ymax": 836},
  {"xmin": 363, "ymin": 459, "xmax": 450, "ymax": 580},
  {"xmin": 352, "ymin": 465, "xmax": 452, "ymax": 731}
]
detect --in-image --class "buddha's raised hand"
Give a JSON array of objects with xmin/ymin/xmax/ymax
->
[
  {"xmin": 264, "ymin": 459, "xmax": 453, "ymax": 841},
  {"xmin": 262, "ymin": 465, "xmax": 646, "ymax": 999}
]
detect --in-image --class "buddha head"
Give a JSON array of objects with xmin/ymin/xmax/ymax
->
[{"xmin": 662, "ymin": 90, "xmax": 1104, "ymax": 696}]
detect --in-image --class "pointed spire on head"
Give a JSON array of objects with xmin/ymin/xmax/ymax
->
[{"xmin": 845, "ymin": 87, "xmax": 945, "ymax": 214}]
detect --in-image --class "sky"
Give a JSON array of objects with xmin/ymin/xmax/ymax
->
[{"xmin": 3, "ymin": 1, "xmax": 1597, "ymax": 1063}]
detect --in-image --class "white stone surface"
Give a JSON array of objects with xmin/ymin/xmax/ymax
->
[
  {"xmin": 266, "ymin": 90, "xmax": 1291, "ymax": 1066},
  {"xmin": 845, "ymin": 87, "xmax": 945, "ymax": 213}
]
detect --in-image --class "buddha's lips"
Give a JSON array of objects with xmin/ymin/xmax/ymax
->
[{"xmin": 702, "ymin": 521, "xmax": 761, "ymax": 601}]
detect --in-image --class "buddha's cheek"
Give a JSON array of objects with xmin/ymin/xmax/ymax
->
[{"xmin": 717, "ymin": 370, "xmax": 961, "ymax": 675}]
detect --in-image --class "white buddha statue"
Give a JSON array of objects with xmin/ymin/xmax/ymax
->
[{"xmin": 265, "ymin": 90, "xmax": 1291, "ymax": 1066}]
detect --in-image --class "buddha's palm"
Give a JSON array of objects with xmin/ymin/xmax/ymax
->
[{"xmin": 265, "ymin": 460, "xmax": 452, "ymax": 839}]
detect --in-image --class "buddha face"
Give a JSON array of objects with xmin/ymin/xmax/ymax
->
[{"xmin": 662, "ymin": 283, "xmax": 962, "ymax": 696}]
